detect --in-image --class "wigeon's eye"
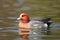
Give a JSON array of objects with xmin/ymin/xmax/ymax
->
[{"xmin": 22, "ymin": 15, "xmax": 25, "ymax": 17}]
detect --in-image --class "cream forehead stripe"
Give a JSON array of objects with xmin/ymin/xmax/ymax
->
[
  {"xmin": 17, "ymin": 13, "xmax": 27, "ymax": 20},
  {"xmin": 20, "ymin": 13, "xmax": 25, "ymax": 18}
]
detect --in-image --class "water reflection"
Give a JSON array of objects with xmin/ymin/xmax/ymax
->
[
  {"xmin": 22, "ymin": 38, "xmax": 28, "ymax": 40},
  {"xmin": 8, "ymin": 17, "xmax": 17, "ymax": 19},
  {"xmin": 0, "ymin": 17, "xmax": 60, "ymax": 40},
  {"xmin": 13, "ymin": 0, "xmax": 25, "ymax": 7},
  {"xmin": 0, "ymin": 28, "xmax": 4, "ymax": 30},
  {"xmin": 0, "ymin": 21, "xmax": 60, "ymax": 40},
  {"xmin": 0, "ymin": 20, "xmax": 4, "ymax": 22},
  {"xmin": 3, "ymin": 4, "xmax": 10, "ymax": 8},
  {"xmin": 3, "ymin": 30, "xmax": 18, "ymax": 32}
]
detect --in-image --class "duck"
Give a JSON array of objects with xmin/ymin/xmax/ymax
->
[
  {"xmin": 17, "ymin": 13, "xmax": 31, "ymax": 39},
  {"xmin": 17, "ymin": 13, "xmax": 52, "ymax": 35}
]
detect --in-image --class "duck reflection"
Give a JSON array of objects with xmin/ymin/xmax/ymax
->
[
  {"xmin": 22, "ymin": 39, "xmax": 28, "ymax": 40},
  {"xmin": 20, "ymin": 34, "xmax": 29, "ymax": 39}
]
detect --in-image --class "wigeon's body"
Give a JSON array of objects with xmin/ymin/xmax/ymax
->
[
  {"xmin": 18, "ymin": 13, "xmax": 31, "ymax": 39},
  {"xmin": 19, "ymin": 21, "xmax": 30, "ymax": 35}
]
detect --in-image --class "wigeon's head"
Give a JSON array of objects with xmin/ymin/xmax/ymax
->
[{"xmin": 19, "ymin": 13, "xmax": 30, "ymax": 23}]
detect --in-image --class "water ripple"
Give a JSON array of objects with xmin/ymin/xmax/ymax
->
[
  {"xmin": 3, "ymin": 30, "xmax": 18, "ymax": 32},
  {"xmin": 0, "ymin": 28, "xmax": 4, "ymax": 30},
  {"xmin": 8, "ymin": 17, "xmax": 17, "ymax": 19},
  {"xmin": 0, "ymin": 20, "xmax": 4, "ymax": 22}
]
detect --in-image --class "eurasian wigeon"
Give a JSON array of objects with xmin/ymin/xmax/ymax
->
[{"xmin": 18, "ymin": 13, "xmax": 31, "ymax": 39}]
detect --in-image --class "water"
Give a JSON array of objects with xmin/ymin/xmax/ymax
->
[
  {"xmin": 0, "ymin": 0, "xmax": 60, "ymax": 40},
  {"xmin": 0, "ymin": 18, "xmax": 60, "ymax": 40}
]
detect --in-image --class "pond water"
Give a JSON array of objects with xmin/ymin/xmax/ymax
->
[
  {"xmin": 0, "ymin": 18, "xmax": 60, "ymax": 40},
  {"xmin": 0, "ymin": 0, "xmax": 60, "ymax": 40}
]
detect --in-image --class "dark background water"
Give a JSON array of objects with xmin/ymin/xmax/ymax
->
[{"xmin": 0, "ymin": 0, "xmax": 60, "ymax": 40}]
